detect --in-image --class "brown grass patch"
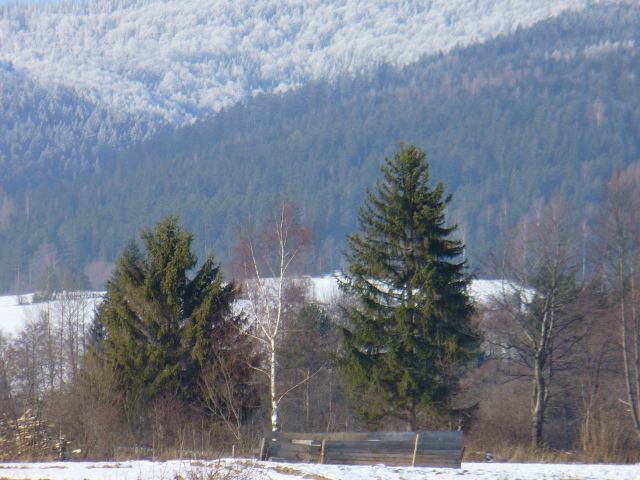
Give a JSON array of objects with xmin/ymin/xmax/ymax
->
[{"xmin": 269, "ymin": 465, "xmax": 332, "ymax": 480}]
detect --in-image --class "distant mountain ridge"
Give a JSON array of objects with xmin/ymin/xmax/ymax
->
[
  {"xmin": 0, "ymin": 0, "xmax": 604, "ymax": 123},
  {"xmin": 0, "ymin": 2, "xmax": 639, "ymax": 293}
]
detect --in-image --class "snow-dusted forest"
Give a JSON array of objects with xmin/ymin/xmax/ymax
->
[{"xmin": 0, "ymin": 0, "xmax": 601, "ymax": 122}]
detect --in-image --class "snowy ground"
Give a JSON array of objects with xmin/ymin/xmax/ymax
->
[
  {"xmin": 0, "ymin": 292, "xmax": 103, "ymax": 338},
  {"xmin": 0, "ymin": 278, "xmax": 508, "ymax": 338},
  {"xmin": 0, "ymin": 459, "xmax": 638, "ymax": 480},
  {"xmin": 0, "ymin": 293, "xmax": 35, "ymax": 337}
]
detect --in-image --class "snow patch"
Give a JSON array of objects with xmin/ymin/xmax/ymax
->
[
  {"xmin": 0, "ymin": 292, "xmax": 103, "ymax": 338},
  {"xmin": 0, "ymin": 279, "xmax": 534, "ymax": 337},
  {"xmin": 0, "ymin": 459, "xmax": 637, "ymax": 480}
]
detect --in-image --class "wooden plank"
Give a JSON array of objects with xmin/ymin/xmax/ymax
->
[
  {"xmin": 416, "ymin": 431, "xmax": 463, "ymax": 449},
  {"xmin": 324, "ymin": 456, "xmax": 415, "ymax": 466},
  {"xmin": 322, "ymin": 441, "xmax": 415, "ymax": 453},
  {"xmin": 413, "ymin": 449, "xmax": 462, "ymax": 459},
  {"xmin": 317, "ymin": 441, "xmax": 460, "ymax": 453},
  {"xmin": 268, "ymin": 431, "xmax": 418, "ymax": 442},
  {"xmin": 322, "ymin": 454, "xmax": 412, "ymax": 466},
  {"xmin": 414, "ymin": 461, "xmax": 461, "ymax": 468},
  {"xmin": 322, "ymin": 439, "xmax": 413, "ymax": 466},
  {"xmin": 322, "ymin": 451, "xmax": 412, "ymax": 459},
  {"xmin": 322, "ymin": 454, "xmax": 459, "ymax": 468},
  {"xmin": 268, "ymin": 430, "xmax": 461, "ymax": 443},
  {"xmin": 322, "ymin": 447, "xmax": 461, "ymax": 467},
  {"xmin": 413, "ymin": 450, "xmax": 462, "ymax": 468},
  {"xmin": 267, "ymin": 441, "xmax": 321, "ymax": 463},
  {"xmin": 269, "ymin": 447, "xmax": 317, "ymax": 459},
  {"xmin": 411, "ymin": 433, "xmax": 419, "ymax": 467},
  {"xmin": 413, "ymin": 455, "xmax": 461, "ymax": 465},
  {"xmin": 320, "ymin": 439, "xmax": 326, "ymax": 464},
  {"xmin": 270, "ymin": 442, "xmax": 320, "ymax": 454},
  {"xmin": 268, "ymin": 451, "xmax": 319, "ymax": 462},
  {"xmin": 258, "ymin": 437, "xmax": 267, "ymax": 461},
  {"xmin": 268, "ymin": 447, "xmax": 313, "ymax": 459}
]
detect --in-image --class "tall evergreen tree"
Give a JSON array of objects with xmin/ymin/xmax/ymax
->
[
  {"xmin": 95, "ymin": 216, "xmax": 249, "ymax": 412},
  {"xmin": 339, "ymin": 144, "xmax": 479, "ymax": 429}
]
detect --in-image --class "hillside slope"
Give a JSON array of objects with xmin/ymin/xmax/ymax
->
[
  {"xmin": 0, "ymin": 64, "xmax": 158, "ymax": 186},
  {"xmin": 0, "ymin": 3, "xmax": 638, "ymax": 291},
  {"xmin": 0, "ymin": 0, "xmax": 599, "ymax": 123}
]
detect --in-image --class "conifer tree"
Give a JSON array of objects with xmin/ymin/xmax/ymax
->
[
  {"xmin": 339, "ymin": 144, "xmax": 479, "ymax": 429},
  {"xmin": 95, "ymin": 216, "xmax": 249, "ymax": 412}
]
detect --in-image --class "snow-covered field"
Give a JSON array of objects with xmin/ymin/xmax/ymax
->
[
  {"xmin": 0, "ymin": 293, "xmax": 36, "ymax": 337},
  {"xmin": 0, "ymin": 278, "xmax": 504, "ymax": 337},
  {"xmin": 0, "ymin": 459, "xmax": 638, "ymax": 480},
  {"xmin": 0, "ymin": 278, "xmax": 507, "ymax": 338},
  {"xmin": 0, "ymin": 292, "xmax": 103, "ymax": 338},
  {"xmin": 0, "ymin": 0, "xmax": 606, "ymax": 122}
]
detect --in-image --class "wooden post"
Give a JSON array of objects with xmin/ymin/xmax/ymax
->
[
  {"xmin": 232, "ymin": 444, "xmax": 236, "ymax": 458},
  {"xmin": 258, "ymin": 437, "xmax": 266, "ymax": 460},
  {"xmin": 411, "ymin": 433, "xmax": 420, "ymax": 466},
  {"xmin": 319, "ymin": 439, "xmax": 326, "ymax": 464}
]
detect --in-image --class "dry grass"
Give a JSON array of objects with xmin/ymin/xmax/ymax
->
[
  {"xmin": 464, "ymin": 439, "xmax": 640, "ymax": 465},
  {"xmin": 176, "ymin": 460, "xmax": 265, "ymax": 480},
  {"xmin": 269, "ymin": 465, "xmax": 332, "ymax": 480}
]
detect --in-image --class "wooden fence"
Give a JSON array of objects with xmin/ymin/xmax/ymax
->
[{"xmin": 259, "ymin": 431, "xmax": 463, "ymax": 468}]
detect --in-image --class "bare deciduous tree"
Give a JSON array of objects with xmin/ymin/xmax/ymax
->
[
  {"xmin": 600, "ymin": 162, "xmax": 640, "ymax": 438},
  {"xmin": 200, "ymin": 319, "xmax": 260, "ymax": 445},
  {"xmin": 488, "ymin": 197, "xmax": 588, "ymax": 449},
  {"xmin": 3, "ymin": 291, "xmax": 94, "ymax": 431},
  {"xmin": 234, "ymin": 198, "xmax": 313, "ymax": 432}
]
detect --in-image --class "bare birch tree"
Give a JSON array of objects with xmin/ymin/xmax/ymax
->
[
  {"xmin": 234, "ymin": 199, "xmax": 311, "ymax": 432},
  {"xmin": 53, "ymin": 291, "xmax": 93, "ymax": 384}
]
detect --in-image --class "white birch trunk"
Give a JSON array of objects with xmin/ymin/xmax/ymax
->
[{"xmin": 270, "ymin": 338, "xmax": 279, "ymax": 432}]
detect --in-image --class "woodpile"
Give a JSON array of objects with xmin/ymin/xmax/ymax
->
[{"xmin": 0, "ymin": 410, "xmax": 67, "ymax": 460}]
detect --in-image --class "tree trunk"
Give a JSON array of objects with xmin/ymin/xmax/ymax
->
[
  {"xmin": 305, "ymin": 367, "xmax": 310, "ymax": 431},
  {"xmin": 270, "ymin": 338, "xmax": 279, "ymax": 432},
  {"xmin": 631, "ymin": 272, "xmax": 640, "ymax": 437},
  {"xmin": 531, "ymin": 297, "xmax": 553, "ymax": 450},
  {"xmin": 407, "ymin": 406, "xmax": 417, "ymax": 431},
  {"xmin": 619, "ymin": 252, "xmax": 640, "ymax": 436},
  {"xmin": 624, "ymin": 307, "xmax": 640, "ymax": 435},
  {"xmin": 531, "ymin": 356, "xmax": 545, "ymax": 449}
]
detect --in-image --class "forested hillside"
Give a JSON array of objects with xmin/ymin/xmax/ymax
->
[
  {"xmin": 1, "ymin": 3, "xmax": 639, "ymax": 291},
  {"xmin": 0, "ymin": 65, "xmax": 158, "ymax": 187},
  {"xmin": 0, "ymin": 0, "xmax": 594, "ymax": 123}
]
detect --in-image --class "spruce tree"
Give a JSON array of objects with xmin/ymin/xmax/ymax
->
[
  {"xmin": 339, "ymin": 144, "xmax": 479, "ymax": 429},
  {"xmin": 95, "ymin": 216, "xmax": 248, "ymax": 412}
]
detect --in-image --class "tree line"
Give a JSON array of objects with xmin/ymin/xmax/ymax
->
[{"xmin": 1, "ymin": 145, "xmax": 639, "ymax": 462}]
